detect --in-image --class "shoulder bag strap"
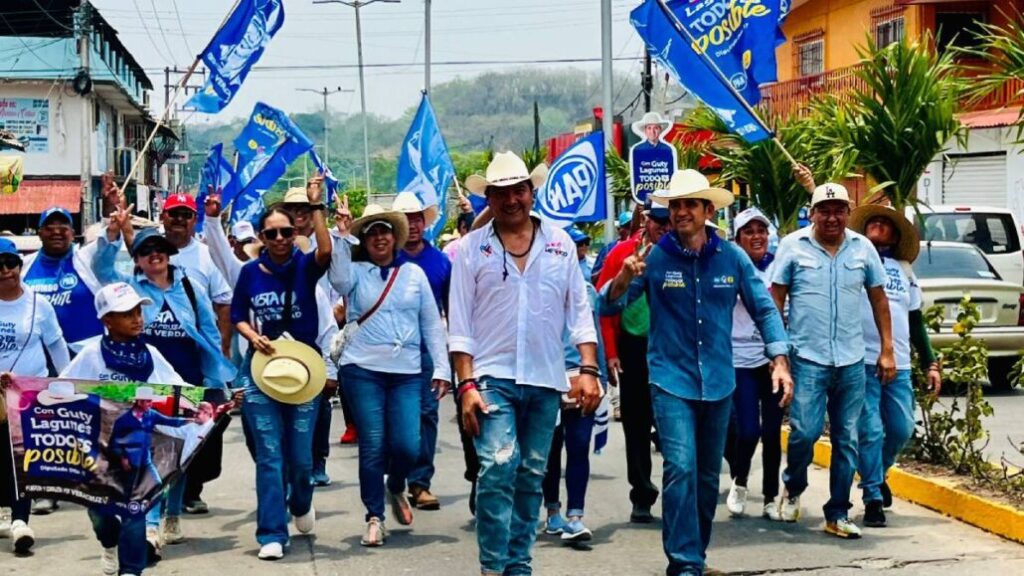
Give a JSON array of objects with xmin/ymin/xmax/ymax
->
[
  {"xmin": 180, "ymin": 271, "xmax": 201, "ymax": 329},
  {"xmin": 357, "ymin": 266, "xmax": 400, "ymax": 325}
]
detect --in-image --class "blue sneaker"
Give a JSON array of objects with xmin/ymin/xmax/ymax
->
[
  {"xmin": 560, "ymin": 519, "xmax": 593, "ymax": 542},
  {"xmin": 544, "ymin": 514, "xmax": 568, "ymax": 535},
  {"xmin": 311, "ymin": 461, "xmax": 331, "ymax": 487}
]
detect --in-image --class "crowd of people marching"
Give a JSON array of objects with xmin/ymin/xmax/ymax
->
[{"xmin": 0, "ymin": 121, "xmax": 941, "ymax": 576}]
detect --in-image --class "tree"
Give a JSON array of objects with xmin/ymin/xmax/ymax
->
[{"xmin": 960, "ymin": 8, "xmax": 1024, "ymax": 142}]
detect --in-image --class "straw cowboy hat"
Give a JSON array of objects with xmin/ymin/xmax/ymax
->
[
  {"xmin": 651, "ymin": 169, "xmax": 733, "ymax": 209},
  {"xmin": 350, "ymin": 204, "xmax": 410, "ymax": 247},
  {"xmin": 465, "ymin": 151, "xmax": 549, "ymax": 197},
  {"xmin": 251, "ymin": 340, "xmax": 327, "ymax": 405},
  {"xmin": 133, "ymin": 386, "xmax": 159, "ymax": 402},
  {"xmin": 392, "ymin": 190, "xmax": 440, "ymax": 228},
  {"xmin": 849, "ymin": 204, "xmax": 921, "ymax": 263},
  {"xmin": 631, "ymin": 111, "xmax": 672, "ymax": 138},
  {"xmin": 36, "ymin": 380, "xmax": 88, "ymax": 407},
  {"xmin": 281, "ymin": 187, "xmax": 310, "ymax": 205}
]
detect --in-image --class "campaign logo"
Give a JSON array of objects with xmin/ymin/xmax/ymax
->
[
  {"xmin": 536, "ymin": 133, "xmax": 606, "ymax": 226},
  {"xmin": 479, "ymin": 244, "xmax": 494, "ymax": 257},
  {"xmin": 58, "ymin": 273, "xmax": 79, "ymax": 291},
  {"xmin": 544, "ymin": 241, "xmax": 569, "ymax": 258},
  {"xmin": 662, "ymin": 270, "xmax": 686, "ymax": 289},
  {"xmin": 713, "ymin": 274, "xmax": 736, "ymax": 288}
]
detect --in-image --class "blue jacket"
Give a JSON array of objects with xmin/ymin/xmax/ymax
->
[
  {"xmin": 93, "ymin": 237, "xmax": 237, "ymax": 388},
  {"xmin": 600, "ymin": 228, "xmax": 788, "ymax": 402},
  {"xmin": 110, "ymin": 408, "xmax": 187, "ymax": 468}
]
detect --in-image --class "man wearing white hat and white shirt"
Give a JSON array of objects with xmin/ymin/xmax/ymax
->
[
  {"xmin": 771, "ymin": 182, "xmax": 894, "ymax": 539},
  {"xmin": 629, "ymin": 112, "xmax": 677, "ymax": 201},
  {"xmin": 601, "ymin": 170, "xmax": 791, "ymax": 576},
  {"xmin": 392, "ymin": 190, "xmax": 452, "ymax": 511},
  {"xmin": 449, "ymin": 151, "xmax": 601, "ymax": 576}
]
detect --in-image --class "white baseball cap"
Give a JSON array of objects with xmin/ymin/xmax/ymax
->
[
  {"xmin": 810, "ymin": 183, "xmax": 851, "ymax": 208},
  {"xmin": 734, "ymin": 208, "xmax": 771, "ymax": 234},
  {"xmin": 231, "ymin": 221, "xmax": 257, "ymax": 242},
  {"xmin": 94, "ymin": 282, "xmax": 153, "ymax": 319}
]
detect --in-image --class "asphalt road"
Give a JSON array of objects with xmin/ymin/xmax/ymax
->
[
  {"xmin": 979, "ymin": 386, "xmax": 1024, "ymax": 464},
  {"xmin": 4, "ymin": 400, "xmax": 1023, "ymax": 576}
]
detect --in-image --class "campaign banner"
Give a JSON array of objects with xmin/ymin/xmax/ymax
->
[
  {"xmin": 630, "ymin": 135, "xmax": 677, "ymax": 204},
  {"xmin": 398, "ymin": 94, "xmax": 456, "ymax": 240},
  {"xmin": 536, "ymin": 132, "xmax": 607, "ymax": 226},
  {"xmin": 196, "ymin": 143, "xmax": 236, "ymax": 234},
  {"xmin": 4, "ymin": 377, "xmax": 218, "ymax": 515}
]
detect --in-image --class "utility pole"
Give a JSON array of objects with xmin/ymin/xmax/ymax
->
[
  {"xmin": 643, "ymin": 50, "xmax": 653, "ymax": 113},
  {"xmin": 424, "ymin": 0, "xmax": 431, "ymax": 93},
  {"xmin": 296, "ymin": 86, "xmax": 352, "ymax": 168},
  {"xmin": 77, "ymin": 3, "xmax": 94, "ymax": 225},
  {"xmin": 314, "ymin": 0, "xmax": 400, "ymax": 195},
  {"xmin": 600, "ymin": 0, "xmax": 615, "ymax": 242},
  {"xmin": 533, "ymin": 101, "xmax": 540, "ymax": 155}
]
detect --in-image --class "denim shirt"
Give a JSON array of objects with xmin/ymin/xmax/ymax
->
[
  {"xmin": 93, "ymin": 236, "xmax": 237, "ymax": 389},
  {"xmin": 772, "ymin": 226, "xmax": 886, "ymax": 367},
  {"xmin": 600, "ymin": 227, "xmax": 788, "ymax": 402}
]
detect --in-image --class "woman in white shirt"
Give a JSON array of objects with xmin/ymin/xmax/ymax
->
[
  {"xmin": 0, "ymin": 238, "xmax": 70, "ymax": 555},
  {"xmin": 331, "ymin": 205, "xmax": 450, "ymax": 547}
]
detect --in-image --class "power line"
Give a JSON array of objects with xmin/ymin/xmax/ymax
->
[
  {"xmin": 130, "ymin": 0, "xmax": 171, "ymax": 63},
  {"xmin": 26, "ymin": 0, "xmax": 75, "ymax": 32},
  {"xmin": 169, "ymin": 0, "xmax": 194, "ymax": 57}
]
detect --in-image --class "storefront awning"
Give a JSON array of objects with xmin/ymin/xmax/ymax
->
[
  {"xmin": 0, "ymin": 179, "xmax": 81, "ymax": 215},
  {"xmin": 959, "ymin": 107, "xmax": 1023, "ymax": 129}
]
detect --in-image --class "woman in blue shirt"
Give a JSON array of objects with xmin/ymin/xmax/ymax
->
[
  {"xmin": 331, "ymin": 204, "xmax": 450, "ymax": 547},
  {"xmin": 229, "ymin": 179, "xmax": 332, "ymax": 561}
]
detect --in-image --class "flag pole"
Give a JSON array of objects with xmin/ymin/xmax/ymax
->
[
  {"xmin": 115, "ymin": 0, "xmax": 243, "ymax": 200},
  {"xmin": 652, "ymin": 0, "xmax": 799, "ymax": 168}
]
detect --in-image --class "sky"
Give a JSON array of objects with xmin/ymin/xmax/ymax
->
[{"xmin": 91, "ymin": 0, "xmax": 647, "ymax": 126}]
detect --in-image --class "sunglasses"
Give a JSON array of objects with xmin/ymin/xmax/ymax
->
[
  {"xmin": 166, "ymin": 209, "xmax": 196, "ymax": 221},
  {"xmin": 262, "ymin": 227, "xmax": 295, "ymax": 241},
  {"xmin": 135, "ymin": 243, "xmax": 170, "ymax": 258},
  {"xmin": 0, "ymin": 254, "xmax": 23, "ymax": 270}
]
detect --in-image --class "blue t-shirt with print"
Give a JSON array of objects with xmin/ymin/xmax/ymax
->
[
  {"xmin": 230, "ymin": 249, "xmax": 328, "ymax": 352},
  {"xmin": 23, "ymin": 251, "xmax": 103, "ymax": 345},
  {"xmin": 400, "ymin": 241, "xmax": 451, "ymax": 313},
  {"xmin": 144, "ymin": 301, "xmax": 203, "ymax": 385}
]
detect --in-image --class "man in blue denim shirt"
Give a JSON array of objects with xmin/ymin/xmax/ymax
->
[
  {"xmin": 602, "ymin": 170, "xmax": 792, "ymax": 576},
  {"xmin": 771, "ymin": 181, "xmax": 895, "ymax": 539}
]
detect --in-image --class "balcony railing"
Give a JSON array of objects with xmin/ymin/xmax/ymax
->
[{"xmin": 761, "ymin": 64, "xmax": 1024, "ymax": 118}]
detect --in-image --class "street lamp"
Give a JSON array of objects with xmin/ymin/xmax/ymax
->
[{"xmin": 312, "ymin": 0, "xmax": 401, "ymax": 195}]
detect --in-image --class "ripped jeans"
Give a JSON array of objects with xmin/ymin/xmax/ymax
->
[
  {"xmin": 242, "ymin": 383, "xmax": 320, "ymax": 546},
  {"xmin": 473, "ymin": 377, "xmax": 560, "ymax": 576}
]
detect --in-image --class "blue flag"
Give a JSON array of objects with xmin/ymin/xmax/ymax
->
[
  {"xmin": 398, "ymin": 94, "xmax": 455, "ymax": 240},
  {"xmin": 309, "ymin": 149, "xmax": 340, "ymax": 207},
  {"xmin": 631, "ymin": 0, "xmax": 788, "ymax": 142},
  {"xmin": 224, "ymin": 102, "xmax": 313, "ymax": 225},
  {"xmin": 535, "ymin": 132, "xmax": 607, "ymax": 227},
  {"xmin": 196, "ymin": 143, "xmax": 235, "ymax": 234},
  {"xmin": 185, "ymin": 0, "xmax": 285, "ymax": 114}
]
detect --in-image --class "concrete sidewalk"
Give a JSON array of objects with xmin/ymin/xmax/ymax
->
[{"xmin": 4, "ymin": 400, "xmax": 1023, "ymax": 575}]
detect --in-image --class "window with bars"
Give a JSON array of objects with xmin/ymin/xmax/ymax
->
[
  {"xmin": 875, "ymin": 16, "xmax": 904, "ymax": 46},
  {"xmin": 798, "ymin": 39, "xmax": 824, "ymax": 77}
]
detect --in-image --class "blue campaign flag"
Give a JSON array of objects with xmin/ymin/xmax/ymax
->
[
  {"xmin": 185, "ymin": 0, "xmax": 285, "ymax": 114},
  {"xmin": 631, "ymin": 0, "xmax": 788, "ymax": 142},
  {"xmin": 309, "ymin": 149, "xmax": 340, "ymax": 207},
  {"xmin": 223, "ymin": 102, "xmax": 314, "ymax": 225},
  {"xmin": 398, "ymin": 94, "xmax": 455, "ymax": 240},
  {"xmin": 196, "ymin": 143, "xmax": 235, "ymax": 234},
  {"xmin": 535, "ymin": 132, "xmax": 607, "ymax": 227}
]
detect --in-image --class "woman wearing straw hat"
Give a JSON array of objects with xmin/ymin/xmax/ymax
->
[
  {"xmin": 94, "ymin": 208, "xmax": 237, "ymax": 549},
  {"xmin": 228, "ymin": 178, "xmax": 333, "ymax": 561},
  {"xmin": 329, "ymin": 204, "xmax": 450, "ymax": 546},
  {"xmin": 849, "ymin": 204, "xmax": 940, "ymax": 529}
]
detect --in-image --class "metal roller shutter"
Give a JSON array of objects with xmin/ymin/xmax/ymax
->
[{"xmin": 942, "ymin": 153, "xmax": 1007, "ymax": 208}]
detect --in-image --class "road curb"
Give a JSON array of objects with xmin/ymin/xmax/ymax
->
[{"xmin": 779, "ymin": 428, "xmax": 1024, "ymax": 544}]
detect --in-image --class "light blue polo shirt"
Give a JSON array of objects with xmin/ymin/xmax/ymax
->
[{"xmin": 772, "ymin": 226, "xmax": 886, "ymax": 368}]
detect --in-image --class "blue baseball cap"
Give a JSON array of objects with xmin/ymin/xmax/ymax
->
[
  {"xmin": 643, "ymin": 197, "xmax": 670, "ymax": 221},
  {"xmin": 0, "ymin": 237, "xmax": 18, "ymax": 257},
  {"xmin": 39, "ymin": 206, "xmax": 72, "ymax": 228},
  {"xmin": 617, "ymin": 211, "xmax": 632, "ymax": 228},
  {"xmin": 565, "ymin": 226, "xmax": 590, "ymax": 245},
  {"xmin": 130, "ymin": 228, "xmax": 179, "ymax": 257}
]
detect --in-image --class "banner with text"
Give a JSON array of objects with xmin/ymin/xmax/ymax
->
[{"xmin": 535, "ymin": 132, "xmax": 607, "ymax": 226}]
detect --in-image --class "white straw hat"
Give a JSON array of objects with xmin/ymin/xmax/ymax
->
[{"xmin": 465, "ymin": 151, "xmax": 548, "ymax": 197}]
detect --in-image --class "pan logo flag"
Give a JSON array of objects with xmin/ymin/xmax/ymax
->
[
  {"xmin": 398, "ymin": 94, "xmax": 455, "ymax": 240},
  {"xmin": 631, "ymin": 0, "xmax": 788, "ymax": 142},
  {"xmin": 535, "ymin": 132, "xmax": 607, "ymax": 227},
  {"xmin": 185, "ymin": 0, "xmax": 285, "ymax": 114}
]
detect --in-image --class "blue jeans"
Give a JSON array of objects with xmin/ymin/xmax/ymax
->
[
  {"xmin": 313, "ymin": 389, "xmax": 333, "ymax": 466},
  {"xmin": 407, "ymin": 353, "xmax": 439, "ymax": 490},
  {"xmin": 542, "ymin": 408, "xmax": 595, "ymax": 517},
  {"xmin": 339, "ymin": 364, "xmax": 422, "ymax": 521},
  {"xmin": 473, "ymin": 377, "xmax": 560, "ymax": 576},
  {"xmin": 783, "ymin": 355, "xmax": 865, "ymax": 522},
  {"xmin": 724, "ymin": 365, "xmax": 784, "ymax": 500},
  {"xmin": 145, "ymin": 474, "xmax": 186, "ymax": 529},
  {"xmin": 88, "ymin": 508, "xmax": 146, "ymax": 575},
  {"xmin": 242, "ymin": 384, "xmax": 320, "ymax": 546},
  {"xmin": 650, "ymin": 386, "xmax": 731, "ymax": 576},
  {"xmin": 857, "ymin": 366, "xmax": 915, "ymax": 503}
]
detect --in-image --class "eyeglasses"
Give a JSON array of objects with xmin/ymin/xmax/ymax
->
[
  {"xmin": 0, "ymin": 255, "xmax": 23, "ymax": 270},
  {"xmin": 166, "ymin": 209, "xmax": 196, "ymax": 221},
  {"xmin": 288, "ymin": 205, "xmax": 313, "ymax": 216},
  {"xmin": 262, "ymin": 227, "xmax": 295, "ymax": 241},
  {"xmin": 134, "ymin": 244, "xmax": 170, "ymax": 258}
]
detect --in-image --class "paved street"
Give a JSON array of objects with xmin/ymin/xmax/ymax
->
[
  {"xmin": 4, "ymin": 400, "xmax": 1023, "ymax": 576},
  {"xmin": 980, "ymin": 387, "xmax": 1024, "ymax": 464}
]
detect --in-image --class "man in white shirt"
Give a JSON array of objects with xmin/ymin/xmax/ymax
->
[{"xmin": 449, "ymin": 152, "xmax": 601, "ymax": 576}]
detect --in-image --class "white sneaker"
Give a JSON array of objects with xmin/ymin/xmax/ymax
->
[
  {"xmin": 0, "ymin": 507, "xmax": 11, "ymax": 538},
  {"xmin": 825, "ymin": 517, "xmax": 863, "ymax": 539},
  {"xmin": 294, "ymin": 507, "xmax": 315, "ymax": 535},
  {"xmin": 726, "ymin": 481, "xmax": 748, "ymax": 516},
  {"xmin": 779, "ymin": 493, "xmax": 801, "ymax": 523},
  {"xmin": 101, "ymin": 546, "xmax": 118, "ymax": 575},
  {"xmin": 10, "ymin": 520, "xmax": 34, "ymax": 554},
  {"xmin": 258, "ymin": 541, "xmax": 284, "ymax": 560},
  {"xmin": 762, "ymin": 501, "xmax": 781, "ymax": 521}
]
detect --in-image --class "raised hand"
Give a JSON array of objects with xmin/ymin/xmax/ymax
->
[
  {"xmin": 792, "ymin": 163, "xmax": 816, "ymax": 194},
  {"xmin": 107, "ymin": 204, "xmax": 134, "ymax": 241},
  {"xmin": 622, "ymin": 242, "xmax": 651, "ymax": 281},
  {"xmin": 306, "ymin": 174, "xmax": 325, "ymax": 205},
  {"xmin": 335, "ymin": 194, "xmax": 352, "ymax": 235},
  {"xmin": 205, "ymin": 186, "xmax": 222, "ymax": 218}
]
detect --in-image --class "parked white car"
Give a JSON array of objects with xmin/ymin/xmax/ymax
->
[
  {"xmin": 913, "ymin": 241, "xmax": 1024, "ymax": 390},
  {"xmin": 909, "ymin": 205, "xmax": 1024, "ymax": 285}
]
